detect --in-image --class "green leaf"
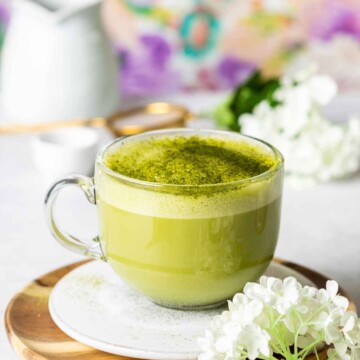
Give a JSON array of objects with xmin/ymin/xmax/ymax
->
[{"xmin": 214, "ymin": 71, "xmax": 281, "ymax": 131}]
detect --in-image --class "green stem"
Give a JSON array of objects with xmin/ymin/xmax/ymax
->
[
  {"xmin": 266, "ymin": 309, "xmax": 295, "ymax": 359},
  {"xmin": 294, "ymin": 309, "xmax": 306, "ymax": 357},
  {"xmin": 298, "ymin": 335, "xmax": 324, "ymax": 359},
  {"xmin": 314, "ymin": 346, "xmax": 320, "ymax": 360},
  {"xmin": 270, "ymin": 328, "xmax": 293, "ymax": 358}
]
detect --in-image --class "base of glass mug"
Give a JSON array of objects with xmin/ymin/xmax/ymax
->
[{"xmin": 150, "ymin": 298, "xmax": 227, "ymax": 311}]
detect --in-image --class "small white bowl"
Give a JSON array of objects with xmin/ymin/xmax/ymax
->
[{"xmin": 32, "ymin": 127, "xmax": 100, "ymax": 179}]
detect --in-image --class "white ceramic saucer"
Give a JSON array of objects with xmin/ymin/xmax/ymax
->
[{"xmin": 49, "ymin": 261, "xmax": 315, "ymax": 360}]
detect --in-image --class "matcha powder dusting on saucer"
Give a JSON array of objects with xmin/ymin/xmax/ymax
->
[{"xmin": 104, "ymin": 135, "xmax": 278, "ymax": 185}]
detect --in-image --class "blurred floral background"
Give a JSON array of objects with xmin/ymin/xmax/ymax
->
[
  {"xmin": 102, "ymin": 0, "xmax": 360, "ymax": 96},
  {"xmin": 1, "ymin": 0, "xmax": 360, "ymax": 184},
  {"xmin": 2, "ymin": 0, "xmax": 360, "ymax": 98}
]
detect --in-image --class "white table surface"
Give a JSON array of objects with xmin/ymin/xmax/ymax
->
[{"xmin": 1, "ymin": 93, "xmax": 360, "ymax": 359}]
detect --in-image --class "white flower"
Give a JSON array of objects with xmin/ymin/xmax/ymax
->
[
  {"xmin": 213, "ymin": 322, "xmax": 271, "ymax": 360},
  {"xmin": 229, "ymin": 294, "xmax": 263, "ymax": 325},
  {"xmin": 198, "ymin": 276, "xmax": 359, "ymax": 360},
  {"xmin": 244, "ymin": 276, "xmax": 302, "ymax": 314},
  {"xmin": 306, "ymin": 74, "xmax": 337, "ymax": 105},
  {"xmin": 328, "ymin": 347, "xmax": 351, "ymax": 360},
  {"xmin": 239, "ymin": 69, "xmax": 360, "ymax": 184},
  {"xmin": 341, "ymin": 312, "xmax": 360, "ymax": 345},
  {"xmin": 317, "ymin": 280, "xmax": 349, "ymax": 310},
  {"xmin": 236, "ymin": 324, "xmax": 271, "ymax": 360}
]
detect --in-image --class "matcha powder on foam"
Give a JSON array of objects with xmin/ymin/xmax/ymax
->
[{"xmin": 104, "ymin": 136, "xmax": 278, "ymax": 186}]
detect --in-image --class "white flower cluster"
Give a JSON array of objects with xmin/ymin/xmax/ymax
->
[
  {"xmin": 239, "ymin": 69, "xmax": 360, "ymax": 184},
  {"xmin": 198, "ymin": 276, "xmax": 360, "ymax": 360}
]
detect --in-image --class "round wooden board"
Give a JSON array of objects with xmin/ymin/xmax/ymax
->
[{"xmin": 5, "ymin": 259, "xmax": 357, "ymax": 360}]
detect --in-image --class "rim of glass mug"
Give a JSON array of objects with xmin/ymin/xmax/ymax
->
[{"xmin": 96, "ymin": 128, "xmax": 284, "ymax": 189}]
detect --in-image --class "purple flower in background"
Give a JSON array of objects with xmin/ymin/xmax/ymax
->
[
  {"xmin": 119, "ymin": 34, "xmax": 180, "ymax": 97},
  {"xmin": 0, "ymin": 2, "xmax": 10, "ymax": 26},
  {"xmin": 0, "ymin": 2, "xmax": 10, "ymax": 48},
  {"xmin": 216, "ymin": 57, "xmax": 256, "ymax": 89},
  {"xmin": 310, "ymin": 0, "xmax": 360, "ymax": 41},
  {"xmin": 141, "ymin": 34, "xmax": 172, "ymax": 70}
]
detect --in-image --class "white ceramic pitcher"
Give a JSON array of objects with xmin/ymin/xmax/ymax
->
[{"xmin": 0, "ymin": 0, "xmax": 119, "ymax": 123}]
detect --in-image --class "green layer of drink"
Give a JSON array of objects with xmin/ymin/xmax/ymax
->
[{"xmin": 98, "ymin": 198, "xmax": 281, "ymax": 307}]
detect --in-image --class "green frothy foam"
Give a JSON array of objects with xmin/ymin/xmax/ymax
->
[{"xmin": 104, "ymin": 135, "xmax": 278, "ymax": 185}]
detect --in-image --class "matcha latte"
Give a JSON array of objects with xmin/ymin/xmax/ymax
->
[{"xmin": 94, "ymin": 129, "xmax": 284, "ymax": 309}]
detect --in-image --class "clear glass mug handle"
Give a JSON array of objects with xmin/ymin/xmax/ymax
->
[{"xmin": 45, "ymin": 175, "xmax": 106, "ymax": 260}]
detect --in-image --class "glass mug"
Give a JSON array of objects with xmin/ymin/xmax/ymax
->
[{"xmin": 45, "ymin": 129, "xmax": 284, "ymax": 309}]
